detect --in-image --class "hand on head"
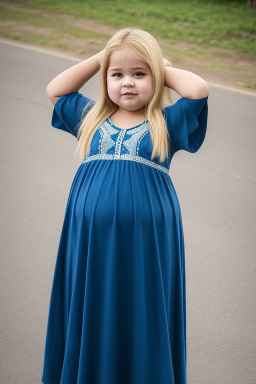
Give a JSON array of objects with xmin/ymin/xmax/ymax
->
[
  {"xmin": 163, "ymin": 58, "xmax": 172, "ymax": 67},
  {"xmin": 96, "ymin": 49, "xmax": 106, "ymax": 67}
]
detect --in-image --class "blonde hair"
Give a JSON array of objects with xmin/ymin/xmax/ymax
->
[{"xmin": 76, "ymin": 27, "xmax": 172, "ymax": 163}]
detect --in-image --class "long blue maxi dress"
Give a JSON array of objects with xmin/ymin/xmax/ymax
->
[{"xmin": 41, "ymin": 92, "xmax": 208, "ymax": 384}]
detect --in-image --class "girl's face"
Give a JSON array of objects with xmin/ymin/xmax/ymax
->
[{"xmin": 107, "ymin": 47, "xmax": 153, "ymax": 113}]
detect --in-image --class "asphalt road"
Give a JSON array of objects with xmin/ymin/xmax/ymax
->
[{"xmin": 0, "ymin": 40, "xmax": 255, "ymax": 384}]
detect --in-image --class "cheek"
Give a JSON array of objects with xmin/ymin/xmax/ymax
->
[
  {"xmin": 107, "ymin": 80, "xmax": 119, "ymax": 98},
  {"xmin": 142, "ymin": 80, "xmax": 153, "ymax": 98}
]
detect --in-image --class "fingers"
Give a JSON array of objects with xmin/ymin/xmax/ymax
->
[
  {"xmin": 163, "ymin": 58, "xmax": 172, "ymax": 67},
  {"xmin": 96, "ymin": 49, "xmax": 106, "ymax": 67}
]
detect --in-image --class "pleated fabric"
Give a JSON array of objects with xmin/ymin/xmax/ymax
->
[{"xmin": 41, "ymin": 92, "xmax": 208, "ymax": 384}]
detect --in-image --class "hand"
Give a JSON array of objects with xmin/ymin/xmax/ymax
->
[
  {"xmin": 96, "ymin": 49, "xmax": 105, "ymax": 67},
  {"xmin": 163, "ymin": 58, "xmax": 172, "ymax": 67}
]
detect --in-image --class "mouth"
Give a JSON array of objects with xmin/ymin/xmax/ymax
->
[{"xmin": 122, "ymin": 92, "xmax": 136, "ymax": 96}]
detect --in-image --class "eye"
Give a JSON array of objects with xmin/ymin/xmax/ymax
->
[
  {"xmin": 112, "ymin": 73, "xmax": 122, "ymax": 78},
  {"xmin": 134, "ymin": 72, "xmax": 145, "ymax": 77}
]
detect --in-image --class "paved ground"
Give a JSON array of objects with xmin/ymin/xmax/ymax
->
[{"xmin": 0, "ymin": 40, "xmax": 255, "ymax": 384}]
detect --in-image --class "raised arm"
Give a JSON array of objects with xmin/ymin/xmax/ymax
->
[
  {"xmin": 46, "ymin": 50, "xmax": 105, "ymax": 105},
  {"xmin": 163, "ymin": 61, "xmax": 210, "ymax": 100}
]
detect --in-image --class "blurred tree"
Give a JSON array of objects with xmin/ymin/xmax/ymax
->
[
  {"xmin": 225, "ymin": 0, "xmax": 256, "ymax": 5},
  {"xmin": 231, "ymin": 0, "xmax": 256, "ymax": 5}
]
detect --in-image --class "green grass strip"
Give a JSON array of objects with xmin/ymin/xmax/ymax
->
[{"xmin": 5, "ymin": 0, "xmax": 256, "ymax": 55}]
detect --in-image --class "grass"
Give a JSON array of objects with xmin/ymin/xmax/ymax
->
[
  {"xmin": 1, "ymin": 0, "xmax": 255, "ymax": 90},
  {"xmin": 0, "ymin": 4, "xmax": 56, "ymax": 27},
  {"xmin": 4, "ymin": 0, "xmax": 256, "ymax": 56},
  {"xmin": 0, "ymin": 4, "xmax": 110, "ymax": 49},
  {"xmin": 58, "ymin": 25, "xmax": 107, "ymax": 40},
  {"xmin": 5, "ymin": 31, "xmax": 72, "ymax": 50},
  {"xmin": 237, "ymin": 82, "xmax": 256, "ymax": 89}
]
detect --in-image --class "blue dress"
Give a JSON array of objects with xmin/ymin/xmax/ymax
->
[{"xmin": 41, "ymin": 92, "xmax": 208, "ymax": 384}]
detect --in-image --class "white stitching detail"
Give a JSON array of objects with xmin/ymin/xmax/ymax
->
[
  {"xmin": 115, "ymin": 129, "xmax": 126, "ymax": 156},
  {"xmin": 82, "ymin": 154, "xmax": 170, "ymax": 175},
  {"xmin": 98, "ymin": 121, "xmax": 119, "ymax": 154}
]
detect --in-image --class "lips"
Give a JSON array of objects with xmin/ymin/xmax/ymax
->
[{"xmin": 123, "ymin": 92, "xmax": 136, "ymax": 96}]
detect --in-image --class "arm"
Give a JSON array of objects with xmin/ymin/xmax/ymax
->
[
  {"xmin": 46, "ymin": 50, "xmax": 105, "ymax": 105},
  {"xmin": 164, "ymin": 62, "xmax": 210, "ymax": 100}
]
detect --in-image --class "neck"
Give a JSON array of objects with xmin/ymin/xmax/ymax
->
[
  {"xmin": 115, "ymin": 107, "xmax": 146, "ymax": 120},
  {"xmin": 110, "ymin": 108, "xmax": 147, "ymax": 129}
]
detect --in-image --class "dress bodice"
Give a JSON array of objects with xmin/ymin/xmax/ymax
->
[
  {"xmin": 51, "ymin": 92, "xmax": 208, "ymax": 177},
  {"xmin": 83, "ymin": 117, "xmax": 171, "ymax": 175}
]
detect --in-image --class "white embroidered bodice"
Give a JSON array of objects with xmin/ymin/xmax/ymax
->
[{"xmin": 82, "ymin": 118, "xmax": 170, "ymax": 175}]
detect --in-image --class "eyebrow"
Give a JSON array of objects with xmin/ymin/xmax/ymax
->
[{"xmin": 109, "ymin": 67, "xmax": 147, "ymax": 71}]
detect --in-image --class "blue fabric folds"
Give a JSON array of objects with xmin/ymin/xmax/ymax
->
[
  {"xmin": 52, "ymin": 93, "xmax": 92, "ymax": 138},
  {"xmin": 163, "ymin": 97, "xmax": 208, "ymax": 154},
  {"xmin": 42, "ymin": 92, "xmax": 208, "ymax": 384}
]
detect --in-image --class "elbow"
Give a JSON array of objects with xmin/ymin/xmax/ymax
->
[
  {"xmin": 46, "ymin": 83, "xmax": 59, "ymax": 105},
  {"xmin": 46, "ymin": 83, "xmax": 53, "ymax": 100},
  {"xmin": 195, "ymin": 80, "xmax": 210, "ymax": 99}
]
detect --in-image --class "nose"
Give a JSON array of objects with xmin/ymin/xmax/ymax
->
[{"xmin": 123, "ymin": 76, "xmax": 134, "ymax": 87}]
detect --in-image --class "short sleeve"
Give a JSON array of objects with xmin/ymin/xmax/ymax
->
[
  {"xmin": 51, "ymin": 92, "xmax": 95, "ymax": 139},
  {"xmin": 163, "ymin": 97, "xmax": 208, "ymax": 154}
]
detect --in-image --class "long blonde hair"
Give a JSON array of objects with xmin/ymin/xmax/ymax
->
[{"xmin": 76, "ymin": 27, "xmax": 172, "ymax": 163}]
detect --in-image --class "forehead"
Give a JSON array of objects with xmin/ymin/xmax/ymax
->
[{"xmin": 108, "ymin": 47, "xmax": 149, "ymax": 69}]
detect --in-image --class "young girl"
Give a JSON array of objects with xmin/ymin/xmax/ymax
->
[{"xmin": 41, "ymin": 27, "xmax": 209, "ymax": 384}]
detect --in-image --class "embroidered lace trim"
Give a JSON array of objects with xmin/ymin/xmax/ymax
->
[{"xmin": 82, "ymin": 154, "xmax": 170, "ymax": 175}]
